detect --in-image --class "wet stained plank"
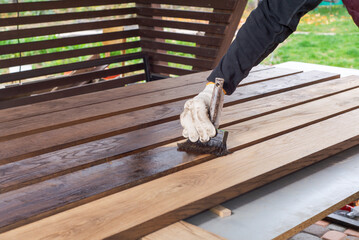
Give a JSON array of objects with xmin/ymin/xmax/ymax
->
[
  {"xmin": 3, "ymin": 102, "xmax": 359, "ymax": 239},
  {"xmin": 3, "ymin": 76, "xmax": 359, "ymax": 233}
]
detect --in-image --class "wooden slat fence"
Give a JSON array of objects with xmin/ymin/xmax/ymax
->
[{"xmin": 0, "ymin": 0, "xmax": 247, "ymax": 107}]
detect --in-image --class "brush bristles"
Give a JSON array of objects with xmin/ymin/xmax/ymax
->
[{"xmin": 177, "ymin": 130, "xmax": 229, "ymax": 157}]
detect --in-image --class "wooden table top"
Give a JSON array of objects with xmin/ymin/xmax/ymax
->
[{"xmin": 1, "ymin": 65, "xmax": 359, "ymax": 239}]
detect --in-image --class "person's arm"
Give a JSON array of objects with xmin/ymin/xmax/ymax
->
[
  {"xmin": 208, "ymin": 0, "xmax": 322, "ymax": 95},
  {"xmin": 343, "ymin": 0, "xmax": 359, "ymax": 27},
  {"xmin": 181, "ymin": 0, "xmax": 322, "ymax": 143}
]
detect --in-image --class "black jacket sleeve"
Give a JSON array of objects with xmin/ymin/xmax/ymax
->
[
  {"xmin": 207, "ymin": 0, "xmax": 322, "ymax": 95},
  {"xmin": 343, "ymin": 0, "xmax": 359, "ymax": 27}
]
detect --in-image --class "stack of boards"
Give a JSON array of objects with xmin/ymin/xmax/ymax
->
[{"xmin": 1, "ymin": 66, "xmax": 359, "ymax": 239}]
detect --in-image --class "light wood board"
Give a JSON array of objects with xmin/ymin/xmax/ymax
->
[
  {"xmin": 2, "ymin": 95, "xmax": 359, "ymax": 239},
  {"xmin": 141, "ymin": 221, "xmax": 226, "ymax": 240},
  {"xmin": 3, "ymin": 68, "xmax": 359, "ymax": 240}
]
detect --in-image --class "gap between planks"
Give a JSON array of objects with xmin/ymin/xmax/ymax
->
[
  {"xmin": 0, "ymin": 71, "xmax": 338, "ymax": 166},
  {"xmin": 0, "ymin": 67, "xmax": 300, "ymax": 139},
  {"xmin": 1, "ymin": 75, "xmax": 359, "ymax": 234},
  {"xmin": 0, "ymin": 65, "xmax": 279, "ymax": 123},
  {"xmin": 0, "ymin": 74, "xmax": 350, "ymax": 195},
  {"xmin": 3, "ymin": 105, "xmax": 359, "ymax": 239}
]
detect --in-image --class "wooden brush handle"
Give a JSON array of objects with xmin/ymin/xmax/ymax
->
[{"xmin": 209, "ymin": 78, "xmax": 225, "ymax": 128}]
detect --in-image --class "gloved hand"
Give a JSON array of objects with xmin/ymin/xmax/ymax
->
[{"xmin": 180, "ymin": 83, "xmax": 216, "ymax": 143}]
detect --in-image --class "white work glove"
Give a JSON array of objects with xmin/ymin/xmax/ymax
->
[{"xmin": 180, "ymin": 83, "xmax": 217, "ymax": 143}]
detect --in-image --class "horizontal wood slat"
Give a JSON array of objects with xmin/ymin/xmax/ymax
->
[
  {"xmin": 0, "ymin": 0, "xmax": 245, "ymax": 100},
  {"xmin": 0, "ymin": 63, "xmax": 145, "ymax": 101},
  {"xmin": 0, "ymin": 74, "xmax": 147, "ymax": 110},
  {"xmin": 0, "ymin": 52, "xmax": 144, "ymax": 84},
  {"xmin": 151, "ymin": 64, "xmax": 196, "ymax": 76},
  {"xmin": 0, "ymin": 75, "xmax": 354, "ymax": 197},
  {"xmin": 137, "ymin": 7, "xmax": 231, "ymax": 23},
  {"xmin": 1, "ymin": 71, "xmax": 336, "ymax": 165},
  {"xmin": 0, "ymin": 65, "xmax": 274, "ymax": 117},
  {"xmin": 0, "ymin": 70, "xmax": 339, "ymax": 232},
  {"xmin": 0, "ymin": 8, "xmax": 137, "ymax": 27},
  {"xmin": 74, "ymin": 109, "xmax": 359, "ymax": 239},
  {"xmin": 0, "ymin": 18, "xmax": 138, "ymax": 41},
  {"xmin": 148, "ymin": 52, "xmax": 213, "ymax": 70},
  {"xmin": 140, "ymin": 29, "xmax": 222, "ymax": 46},
  {"xmin": 136, "ymin": 0, "xmax": 236, "ymax": 10},
  {"xmin": 137, "ymin": 17, "xmax": 226, "ymax": 34},
  {"xmin": 0, "ymin": 41, "xmax": 141, "ymax": 69},
  {"xmin": 0, "ymin": 29, "xmax": 140, "ymax": 55},
  {"xmin": 141, "ymin": 40, "xmax": 217, "ymax": 58},
  {"xmin": 1, "ymin": 74, "xmax": 359, "ymax": 239},
  {"xmin": 0, "ymin": 0, "xmax": 134, "ymax": 13},
  {"xmin": 0, "ymin": 68, "xmax": 299, "ymax": 138}
]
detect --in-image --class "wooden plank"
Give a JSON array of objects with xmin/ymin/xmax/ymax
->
[
  {"xmin": 141, "ymin": 221, "xmax": 226, "ymax": 240},
  {"xmin": 0, "ymin": 30, "xmax": 140, "ymax": 56},
  {"xmin": 1, "ymin": 77, "xmax": 358, "ymax": 232},
  {"xmin": 0, "ymin": 70, "xmax": 329, "ymax": 139},
  {"xmin": 141, "ymin": 39, "xmax": 218, "ymax": 58},
  {"xmin": 187, "ymin": 146, "xmax": 359, "ymax": 239},
  {"xmin": 0, "ymin": 66, "xmax": 282, "ymax": 119},
  {"xmin": 136, "ymin": 0, "xmax": 236, "ymax": 10},
  {"xmin": 0, "ymin": 71, "xmax": 338, "ymax": 164},
  {"xmin": 140, "ymin": 29, "xmax": 222, "ymax": 46},
  {"xmin": 0, "ymin": 70, "xmax": 209, "ymax": 119},
  {"xmin": 0, "ymin": 63, "xmax": 145, "ymax": 101},
  {"xmin": 0, "ymin": 0, "xmax": 131, "ymax": 13},
  {"xmin": 138, "ymin": 17, "xmax": 226, "ymax": 34},
  {"xmin": 249, "ymin": 64, "xmax": 274, "ymax": 72},
  {"xmin": 0, "ymin": 8, "xmax": 137, "ymax": 27},
  {"xmin": 137, "ymin": 7, "xmax": 231, "ymax": 23},
  {"xmin": 0, "ymin": 51, "xmax": 143, "ymax": 84},
  {"xmin": 150, "ymin": 64, "xmax": 199, "ymax": 75},
  {"xmin": 209, "ymin": 206, "xmax": 232, "ymax": 218},
  {"xmin": 224, "ymin": 71, "xmax": 338, "ymax": 106},
  {"xmin": 2, "ymin": 104, "xmax": 359, "ymax": 239},
  {"xmin": 148, "ymin": 52, "xmax": 213, "ymax": 69},
  {"xmin": 0, "ymin": 74, "xmax": 148, "ymax": 110},
  {"xmin": 1, "ymin": 75, "xmax": 355, "ymax": 193},
  {"xmin": 239, "ymin": 67, "xmax": 301, "ymax": 85},
  {"xmin": 0, "ymin": 40, "xmax": 141, "ymax": 69},
  {"xmin": 0, "ymin": 18, "xmax": 138, "ymax": 41}
]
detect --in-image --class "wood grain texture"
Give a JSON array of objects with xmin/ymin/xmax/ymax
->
[
  {"xmin": 141, "ymin": 221, "xmax": 226, "ymax": 240},
  {"xmin": 0, "ymin": 0, "xmax": 244, "ymax": 104},
  {"xmin": 3, "ymin": 106, "xmax": 359, "ymax": 240},
  {"xmin": 210, "ymin": 205, "xmax": 232, "ymax": 218},
  {"xmin": 0, "ymin": 70, "xmax": 329, "ymax": 141},
  {"xmin": 136, "ymin": 0, "xmax": 237, "ymax": 10},
  {"xmin": 136, "ymin": 7, "xmax": 231, "ymax": 23},
  {"xmin": 0, "ymin": 65, "xmax": 279, "ymax": 123},
  {"xmin": 1, "ymin": 75, "xmax": 357, "ymax": 193},
  {"xmin": 0, "ymin": 71, "xmax": 338, "ymax": 166},
  {"xmin": 2, "ymin": 80, "xmax": 359, "ymax": 232}
]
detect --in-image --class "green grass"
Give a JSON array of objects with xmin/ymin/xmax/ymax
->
[
  {"xmin": 297, "ymin": 6, "xmax": 358, "ymax": 33},
  {"xmin": 262, "ymin": 5, "xmax": 359, "ymax": 69}
]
